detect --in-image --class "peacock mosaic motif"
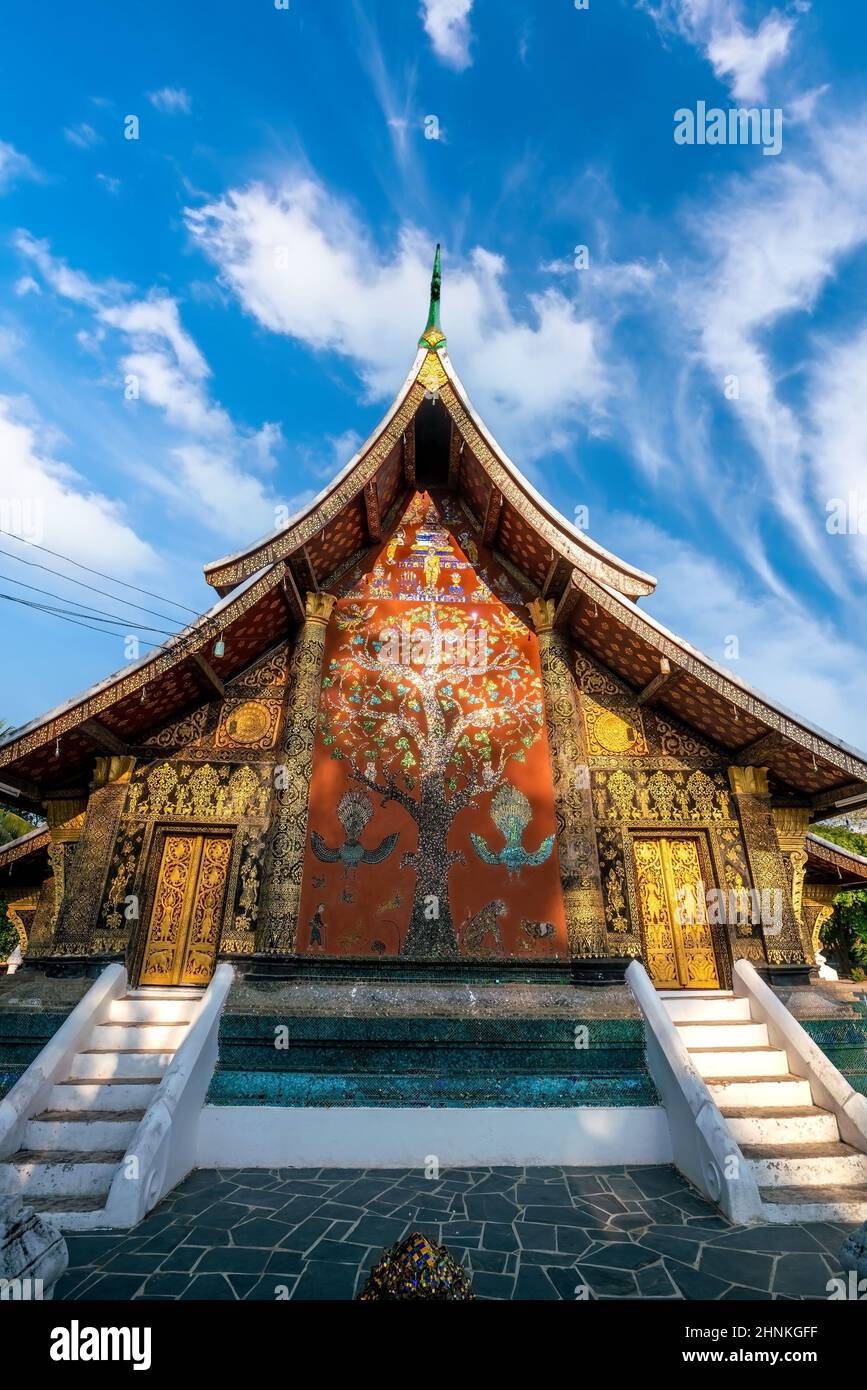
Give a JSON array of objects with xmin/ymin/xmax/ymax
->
[{"xmin": 297, "ymin": 491, "xmax": 568, "ymax": 959}]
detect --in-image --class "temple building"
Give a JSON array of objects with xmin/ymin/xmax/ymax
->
[{"xmin": 1, "ymin": 249, "xmax": 867, "ymax": 1231}]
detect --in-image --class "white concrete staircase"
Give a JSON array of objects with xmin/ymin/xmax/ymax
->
[
  {"xmin": 0, "ymin": 988, "xmax": 203, "ymax": 1230},
  {"xmin": 662, "ymin": 989, "xmax": 867, "ymax": 1225}
]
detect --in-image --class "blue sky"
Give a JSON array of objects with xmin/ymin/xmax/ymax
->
[{"xmin": 0, "ymin": 0, "xmax": 866, "ymax": 747}]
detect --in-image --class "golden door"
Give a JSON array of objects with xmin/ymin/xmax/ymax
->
[
  {"xmin": 139, "ymin": 834, "xmax": 231, "ymax": 987},
  {"xmin": 633, "ymin": 836, "xmax": 720, "ymax": 990}
]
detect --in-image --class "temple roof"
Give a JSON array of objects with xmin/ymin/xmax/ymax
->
[
  {"xmin": 0, "ymin": 824, "xmax": 50, "ymax": 873},
  {"xmin": 1, "ymin": 248, "xmax": 867, "ymax": 815},
  {"xmin": 806, "ymin": 831, "xmax": 867, "ymax": 889},
  {"xmin": 202, "ymin": 248, "xmax": 658, "ymax": 603}
]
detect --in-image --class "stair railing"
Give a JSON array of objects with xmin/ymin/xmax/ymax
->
[
  {"xmin": 0, "ymin": 963, "xmax": 127, "ymax": 1160},
  {"xmin": 101, "ymin": 963, "xmax": 234, "ymax": 1228},
  {"xmin": 626, "ymin": 960, "xmax": 763, "ymax": 1224},
  {"xmin": 733, "ymin": 958, "xmax": 867, "ymax": 1155}
]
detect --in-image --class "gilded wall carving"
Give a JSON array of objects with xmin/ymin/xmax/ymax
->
[
  {"xmin": 728, "ymin": 772, "xmax": 810, "ymax": 966},
  {"xmin": 256, "ymin": 595, "xmax": 335, "ymax": 953},
  {"xmin": 37, "ymin": 644, "xmax": 292, "ymax": 963},
  {"xmin": 125, "ymin": 761, "xmax": 271, "ymax": 821},
  {"xmin": 530, "ymin": 601, "xmax": 607, "ymax": 958},
  {"xmin": 573, "ymin": 647, "xmax": 768, "ymax": 974},
  {"xmin": 53, "ymin": 761, "xmax": 136, "ymax": 955}
]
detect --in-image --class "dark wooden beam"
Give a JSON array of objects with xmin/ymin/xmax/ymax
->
[
  {"xmin": 637, "ymin": 658, "xmax": 683, "ymax": 707},
  {"xmin": 541, "ymin": 554, "xmax": 572, "ymax": 600},
  {"xmin": 811, "ymin": 780, "xmax": 867, "ymax": 814},
  {"xmin": 553, "ymin": 573, "xmax": 584, "ymax": 629},
  {"xmin": 79, "ymin": 718, "xmax": 129, "ymax": 756},
  {"xmin": 363, "ymin": 480, "xmax": 382, "ymax": 543},
  {"xmin": 299, "ymin": 544, "xmax": 319, "ymax": 593},
  {"xmin": 734, "ymin": 730, "xmax": 784, "ymax": 766},
  {"xmin": 278, "ymin": 563, "xmax": 305, "ymax": 623},
  {"xmin": 481, "ymin": 486, "xmax": 503, "ymax": 546},
  {"xmin": 190, "ymin": 651, "xmax": 226, "ymax": 700},
  {"xmin": 447, "ymin": 423, "xmax": 462, "ymax": 490},
  {"xmin": 0, "ymin": 768, "xmax": 42, "ymax": 807}
]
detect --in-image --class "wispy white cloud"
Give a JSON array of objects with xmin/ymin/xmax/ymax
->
[
  {"xmin": 675, "ymin": 114, "xmax": 867, "ymax": 590},
  {"xmin": 147, "ymin": 87, "xmax": 192, "ymax": 115},
  {"xmin": 420, "ymin": 0, "xmax": 474, "ymax": 71},
  {"xmin": 808, "ymin": 321, "xmax": 867, "ymax": 582},
  {"xmin": 63, "ymin": 122, "xmax": 101, "ymax": 149},
  {"xmin": 14, "ymin": 234, "xmax": 288, "ymax": 543},
  {"xmin": 0, "ymin": 394, "xmax": 157, "ymax": 575},
  {"xmin": 616, "ymin": 514, "xmax": 867, "ymax": 750},
  {"xmin": 0, "ymin": 140, "xmax": 38, "ymax": 193},
  {"xmin": 639, "ymin": 1, "xmax": 794, "ymax": 100},
  {"xmin": 184, "ymin": 174, "xmax": 610, "ymax": 458}
]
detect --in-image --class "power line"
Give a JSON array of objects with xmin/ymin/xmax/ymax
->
[
  {"xmin": 0, "ymin": 545, "xmax": 186, "ymax": 626},
  {"xmin": 0, "ymin": 590, "xmax": 219, "ymax": 662},
  {"xmin": 0, "ymin": 529, "xmax": 201, "ymax": 617},
  {"xmin": 0, "ymin": 572, "xmax": 179, "ymax": 636},
  {"xmin": 0, "ymin": 592, "xmax": 168, "ymax": 644}
]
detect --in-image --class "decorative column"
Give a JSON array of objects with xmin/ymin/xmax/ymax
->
[
  {"xmin": 771, "ymin": 807, "xmax": 814, "ymax": 960},
  {"xmin": 256, "ymin": 591, "xmax": 336, "ymax": 954},
  {"xmin": 727, "ymin": 767, "xmax": 811, "ymax": 975},
  {"xmin": 802, "ymin": 886, "xmax": 836, "ymax": 963},
  {"xmin": 25, "ymin": 797, "xmax": 87, "ymax": 954},
  {"xmin": 52, "ymin": 757, "xmax": 136, "ymax": 957},
  {"xmin": 528, "ymin": 598, "xmax": 608, "ymax": 960}
]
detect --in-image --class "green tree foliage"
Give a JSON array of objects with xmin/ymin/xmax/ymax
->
[
  {"xmin": 0, "ymin": 899, "xmax": 18, "ymax": 962},
  {"xmin": 0, "ymin": 809, "xmax": 33, "ymax": 845},
  {"xmin": 813, "ymin": 823, "xmax": 867, "ymax": 981},
  {"xmin": 0, "ymin": 718, "xmax": 42, "ymax": 843}
]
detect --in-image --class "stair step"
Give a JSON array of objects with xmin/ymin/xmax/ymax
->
[
  {"xmin": 93, "ymin": 1022, "xmax": 187, "ymax": 1050},
  {"xmin": 69, "ymin": 1051, "xmax": 173, "ymax": 1079},
  {"xmin": 744, "ymin": 1141, "xmax": 867, "ymax": 1188},
  {"xmin": 8, "ymin": 1148, "xmax": 126, "ymax": 1164},
  {"xmin": 109, "ymin": 997, "xmax": 196, "ymax": 1024},
  {"xmin": 24, "ymin": 1113, "xmax": 141, "ymax": 1150},
  {"xmin": 690, "ymin": 1046, "xmax": 790, "ymax": 1079},
  {"xmin": 663, "ymin": 995, "xmax": 751, "ymax": 1023},
  {"xmin": 707, "ymin": 1076, "xmax": 814, "ymax": 1108},
  {"xmin": 743, "ymin": 1140, "xmax": 857, "ymax": 1160},
  {"xmin": 24, "ymin": 1193, "xmax": 114, "ymax": 1230},
  {"xmin": 676, "ymin": 1021, "xmax": 768, "ymax": 1048},
  {"xmin": 126, "ymin": 988, "xmax": 203, "ymax": 998},
  {"xmin": 1, "ymin": 1150, "xmax": 123, "ymax": 1198},
  {"xmin": 49, "ymin": 1080, "xmax": 159, "ymax": 1112},
  {"xmin": 720, "ymin": 1105, "xmax": 839, "ymax": 1145},
  {"xmin": 759, "ymin": 1185, "xmax": 867, "ymax": 1224},
  {"xmin": 34, "ymin": 1109, "xmax": 146, "ymax": 1123},
  {"xmin": 27, "ymin": 1195, "xmax": 107, "ymax": 1214}
]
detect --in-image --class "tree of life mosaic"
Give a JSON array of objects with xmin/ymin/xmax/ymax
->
[{"xmin": 298, "ymin": 492, "xmax": 568, "ymax": 958}]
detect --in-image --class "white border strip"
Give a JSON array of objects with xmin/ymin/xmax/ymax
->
[{"xmin": 197, "ymin": 1104, "xmax": 671, "ymax": 1169}]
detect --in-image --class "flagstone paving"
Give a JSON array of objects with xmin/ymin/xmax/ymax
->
[{"xmin": 53, "ymin": 1164, "xmax": 857, "ymax": 1301}]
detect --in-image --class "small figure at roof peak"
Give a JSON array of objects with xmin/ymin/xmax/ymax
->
[{"xmin": 419, "ymin": 243, "xmax": 447, "ymax": 351}]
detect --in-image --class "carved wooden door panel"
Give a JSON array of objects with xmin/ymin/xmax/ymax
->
[
  {"xmin": 139, "ymin": 833, "xmax": 230, "ymax": 986},
  {"xmin": 634, "ymin": 835, "xmax": 720, "ymax": 990}
]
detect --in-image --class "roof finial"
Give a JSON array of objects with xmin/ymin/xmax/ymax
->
[{"xmin": 418, "ymin": 243, "xmax": 447, "ymax": 350}]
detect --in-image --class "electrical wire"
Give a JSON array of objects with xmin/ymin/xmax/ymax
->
[
  {"xmin": 0, "ymin": 591, "xmax": 169, "ymax": 644},
  {"xmin": 0, "ymin": 572, "xmax": 179, "ymax": 636},
  {"xmin": 0, "ymin": 528, "xmax": 201, "ymax": 616},
  {"xmin": 0, "ymin": 545, "xmax": 187, "ymax": 626}
]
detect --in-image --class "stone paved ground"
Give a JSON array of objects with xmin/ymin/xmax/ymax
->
[{"xmin": 55, "ymin": 1165, "xmax": 856, "ymax": 1301}]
